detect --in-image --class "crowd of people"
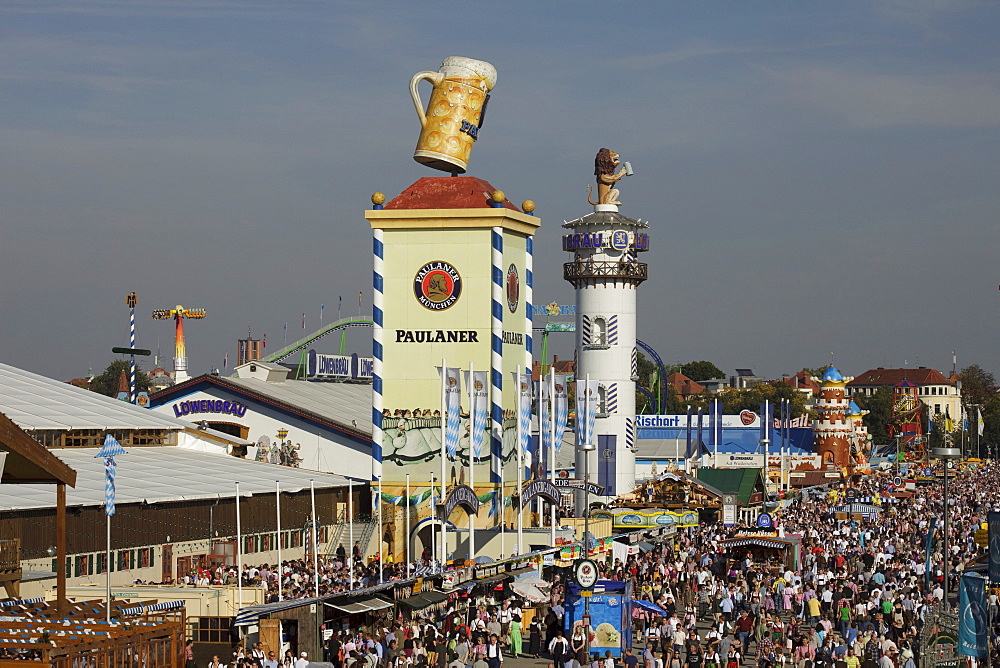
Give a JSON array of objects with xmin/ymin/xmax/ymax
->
[{"xmin": 183, "ymin": 461, "xmax": 998, "ymax": 668}]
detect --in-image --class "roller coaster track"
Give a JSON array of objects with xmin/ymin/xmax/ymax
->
[{"xmin": 263, "ymin": 316, "xmax": 374, "ymax": 363}]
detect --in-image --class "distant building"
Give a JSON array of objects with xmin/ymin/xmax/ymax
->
[
  {"xmin": 847, "ymin": 367, "xmax": 961, "ymax": 419},
  {"xmin": 730, "ymin": 368, "xmax": 763, "ymax": 389},
  {"xmin": 665, "ymin": 372, "xmax": 704, "ymax": 400},
  {"xmin": 782, "ymin": 370, "xmax": 821, "ymax": 397},
  {"xmin": 531, "ymin": 355, "xmax": 575, "ymax": 381}
]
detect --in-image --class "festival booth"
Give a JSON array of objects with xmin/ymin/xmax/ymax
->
[
  {"xmin": 718, "ymin": 533, "xmax": 802, "ymax": 572},
  {"xmin": 563, "ymin": 580, "xmax": 633, "ymax": 658},
  {"xmin": 590, "ymin": 508, "xmax": 699, "ymax": 533},
  {"xmin": 832, "ymin": 503, "xmax": 882, "ymax": 521}
]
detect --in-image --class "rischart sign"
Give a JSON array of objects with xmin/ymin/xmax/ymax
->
[{"xmin": 172, "ymin": 399, "xmax": 247, "ymax": 418}]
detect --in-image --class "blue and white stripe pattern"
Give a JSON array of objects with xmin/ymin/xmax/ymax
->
[
  {"xmin": 606, "ymin": 383, "xmax": 618, "ymax": 414},
  {"xmin": 607, "ymin": 315, "xmax": 618, "ymax": 345},
  {"xmin": 129, "ymin": 304, "xmax": 136, "ymax": 403},
  {"xmin": 625, "ymin": 417, "xmax": 635, "ymax": 452},
  {"xmin": 525, "ymin": 237, "xmax": 533, "ymax": 392},
  {"xmin": 631, "ymin": 347, "xmax": 638, "ymax": 379},
  {"xmin": 121, "ymin": 600, "xmax": 185, "ymax": 616},
  {"xmin": 95, "ymin": 434, "xmax": 126, "ymax": 517},
  {"xmin": 490, "ymin": 228, "xmax": 503, "ymax": 484},
  {"xmin": 581, "ymin": 315, "xmax": 591, "ymax": 346},
  {"xmin": 371, "ymin": 229, "xmax": 384, "ymax": 481}
]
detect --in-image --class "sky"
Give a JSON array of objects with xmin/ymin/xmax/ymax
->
[{"xmin": 2, "ymin": 0, "xmax": 998, "ymax": 384}]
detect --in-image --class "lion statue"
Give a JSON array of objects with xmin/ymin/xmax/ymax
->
[{"xmin": 587, "ymin": 148, "xmax": 628, "ymax": 206}]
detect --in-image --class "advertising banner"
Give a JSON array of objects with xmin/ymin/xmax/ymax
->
[
  {"xmin": 959, "ymin": 572, "xmax": 988, "ymax": 657},
  {"xmin": 989, "ymin": 511, "xmax": 1000, "ymax": 584}
]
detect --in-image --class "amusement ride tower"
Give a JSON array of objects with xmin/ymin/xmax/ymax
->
[
  {"xmin": 151, "ymin": 305, "xmax": 206, "ymax": 384},
  {"xmin": 812, "ymin": 366, "xmax": 854, "ymax": 468},
  {"xmin": 563, "ymin": 149, "xmax": 649, "ymax": 501}
]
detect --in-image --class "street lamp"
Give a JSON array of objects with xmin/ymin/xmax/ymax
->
[{"xmin": 931, "ymin": 445, "xmax": 960, "ymax": 611}]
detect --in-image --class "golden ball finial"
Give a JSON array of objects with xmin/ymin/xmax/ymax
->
[
  {"xmin": 521, "ymin": 200, "xmax": 536, "ymax": 213},
  {"xmin": 371, "ymin": 192, "xmax": 385, "ymax": 205},
  {"xmin": 491, "ymin": 190, "xmax": 505, "ymax": 204}
]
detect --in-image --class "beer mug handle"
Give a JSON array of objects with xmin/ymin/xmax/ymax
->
[{"xmin": 409, "ymin": 71, "xmax": 443, "ymax": 129}]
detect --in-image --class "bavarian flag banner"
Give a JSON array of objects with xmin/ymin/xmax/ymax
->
[{"xmin": 958, "ymin": 572, "xmax": 988, "ymax": 657}]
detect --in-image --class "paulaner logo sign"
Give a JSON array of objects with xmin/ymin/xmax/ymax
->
[{"xmin": 413, "ymin": 261, "xmax": 462, "ymax": 311}]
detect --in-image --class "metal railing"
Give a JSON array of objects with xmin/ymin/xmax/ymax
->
[{"xmin": 563, "ymin": 260, "xmax": 648, "ymax": 287}]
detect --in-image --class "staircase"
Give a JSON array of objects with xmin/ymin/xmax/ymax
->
[{"xmin": 326, "ymin": 516, "xmax": 376, "ymax": 560}]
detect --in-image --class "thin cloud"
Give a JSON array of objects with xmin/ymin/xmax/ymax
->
[{"xmin": 774, "ymin": 66, "xmax": 1000, "ymax": 128}]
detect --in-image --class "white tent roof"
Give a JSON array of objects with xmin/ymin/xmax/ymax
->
[
  {"xmin": 219, "ymin": 376, "xmax": 372, "ymax": 436},
  {"xmin": 0, "ymin": 362, "xmax": 184, "ymax": 432},
  {"xmin": 0, "ymin": 446, "xmax": 352, "ymax": 511}
]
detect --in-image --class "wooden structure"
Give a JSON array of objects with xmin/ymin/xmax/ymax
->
[
  {"xmin": 0, "ymin": 412, "xmax": 76, "ymax": 609},
  {"xmin": 0, "ymin": 597, "xmax": 184, "ymax": 667}
]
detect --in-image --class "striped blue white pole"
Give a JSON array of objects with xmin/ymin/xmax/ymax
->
[
  {"xmin": 371, "ymin": 228, "xmax": 384, "ymax": 482},
  {"xmin": 490, "ymin": 228, "xmax": 503, "ymax": 497},
  {"xmin": 129, "ymin": 303, "xmax": 136, "ymax": 403},
  {"xmin": 525, "ymin": 236, "xmax": 533, "ymax": 408}
]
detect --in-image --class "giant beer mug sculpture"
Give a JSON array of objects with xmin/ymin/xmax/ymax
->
[{"xmin": 410, "ymin": 56, "xmax": 497, "ymax": 174}]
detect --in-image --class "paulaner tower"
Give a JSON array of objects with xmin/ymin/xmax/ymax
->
[{"xmin": 564, "ymin": 149, "xmax": 650, "ymax": 500}]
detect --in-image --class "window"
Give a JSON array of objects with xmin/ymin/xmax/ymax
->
[
  {"xmin": 592, "ymin": 317, "xmax": 606, "ymax": 346},
  {"xmin": 598, "ymin": 385, "xmax": 608, "ymax": 415},
  {"xmin": 75, "ymin": 555, "xmax": 93, "ymax": 577},
  {"xmin": 190, "ymin": 617, "xmax": 233, "ymax": 643},
  {"xmin": 935, "ymin": 404, "xmax": 941, "ymax": 414},
  {"xmin": 118, "ymin": 550, "xmax": 133, "ymax": 571},
  {"xmin": 139, "ymin": 548, "xmax": 153, "ymax": 569}
]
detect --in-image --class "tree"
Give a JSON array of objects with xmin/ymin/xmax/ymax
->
[
  {"xmin": 957, "ymin": 364, "xmax": 996, "ymax": 409},
  {"xmin": 681, "ymin": 382, "xmax": 809, "ymax": 418},
  {"xmin": 854, "ymin": 385, "xmax": 894, "ymax": 445},
  {"xmin": 680, "ymin": 360, "xmax": 725, "ymax": 382},
  {"xmin": 90, "ymin": 360, "xmax": 151, "ymax": 397},
  {"xmin": 802, "ymin": 365, "xmax": 830, "ymax": 378},
  {"xmin": 981, "ymin": 393, "xmax": 1000, "ymax": 458}
]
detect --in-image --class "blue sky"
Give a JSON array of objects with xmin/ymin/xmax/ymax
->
[{"xmin": 2, "ymin": 0, "xmax": 998, "ymax": 382}]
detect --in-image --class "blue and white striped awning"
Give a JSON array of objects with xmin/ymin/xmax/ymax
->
[
  {"xmin": 834, "ymin": 503, "xmax": 881, "ymax": 517},
  {"xmin": 120, "ymin": 600, "xmax": 185, "ymax": 616},
  {"xmin": 0, "ymin": 597, "xmax": 44, "ymax": 608}
]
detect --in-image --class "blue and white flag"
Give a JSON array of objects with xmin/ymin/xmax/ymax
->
[
  {"xmin": 465, "ymin": 370, "xmax": 489, "ymax": 460},
  {"xmin": 438, "ymin": 366, "xmax": 462, "ymax": 459},
  {"xmin": 95, "ymin": 434, "xmax": 126, "ymax": 517},
  {"xmin": 553, "ymin": 375, "xmax": 569, "ymax": 451},
  {"xmin": 575, "ymin": 379, "xmax": 598, "ymax": 449},
  {"xmin": 685, "ymin": 406, "xmax": 693, "ymax": 460},
  {"xmin": 539, "ymin": 377, "xmax": 551, "ymax": 470},
  {"xmin": 959, "ymin": 572, "xmax": 988, "ymax": 657},
  {"xmin": 513, "ymin": 372, "xmax": 533, "ymax": 466}
]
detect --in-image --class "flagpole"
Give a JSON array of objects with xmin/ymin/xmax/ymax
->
[
  {"xmin": 405, "ymin": 473, "xmax": 411, "ymax": 578},
  {"xmin": 236, "ymin": 481, "xmax": 243, "ymax": 611},
  {"xmin": 430, "ymin": 473, "xmax": 437, "ymax": 573},
  {"xmin": 310, "ymin": 480, "xmax": 320, "ymax": 595},
  {"xmin": 469, "ymin": 360, "xmax": 476, "ymax": 565},
  {"xmin": 549, "ymin": 370, "xmax": 556, "ymax": 547},
  {"xmin": 440, "ymin": 358, "xmax": 447, "ymax": 573},
  {"xmin": 516, "ymin": 365, "xmax": 523, "ymax": 556},
  {"xmin": 348, "ymin": 478, "xmax": 354, "ymax": 590},
  {"xmin": 106, "ymin": 512, "xmax": 111, "ymax": 622},
  {"xmin": 376, "ymin": 477, "xmax": 383, "ymax": 584},
  {"xmin": 276, "ymin": 480, "xmax": 282, "ymax": 601}
]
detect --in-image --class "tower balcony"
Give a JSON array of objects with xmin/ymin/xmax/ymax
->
[{"xmin": 564, "ymin": 259, "xmax": 648, "ymax": 287}]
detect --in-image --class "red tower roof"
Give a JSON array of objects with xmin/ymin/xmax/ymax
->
[{"xmin": 384, "ymin": 176, "xmax": 519, "ymax": 211}]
